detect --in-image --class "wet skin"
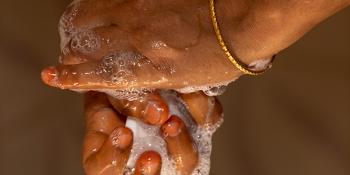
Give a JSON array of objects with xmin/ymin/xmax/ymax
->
[
  {"xmin": 83, "ymin": 91, "xmax": 222, "ymax": 175},
  {"xmin": 41, "ymin": 0, "xmax": 350, "ymax": 91},
  {"xmin": 42, "ymin": 0, "xmax": 350, "ymax": 174}
]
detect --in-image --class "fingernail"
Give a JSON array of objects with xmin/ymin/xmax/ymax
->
[
  {"xmin": 41, "ymin": 66, "xmax": 57, "ymax": 85},
  {"xmin": 111, "ymin": 127, "xmax": 133, "ymax": 149},
  {"xmin": 135, "ymin": 151, "xmax": 162, "ymax": 175},
  {"xmin": 144, "ymin": 100, "xmax": 169, "ymax": 125},
  {"xmin": 161, "ymin": 115, "xmax": 183, "ymax": 138}
]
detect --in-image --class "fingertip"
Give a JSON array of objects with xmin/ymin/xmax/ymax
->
[
  {"xmin": 180, "ymin": 92, "xmax": 223, "ymax": 126},
  {"xmin": 135, "ymin": 151, "xmax": 162, "ymax": 175},
  {"xmin": 143, "ymin": 99, "xmax": 169, "ymax": 126},
  {"xmin": 161, "ymin": 115, "xmax": 183, "ymax": 138},
  {"xmin": 110, "ymin": 127, "xmax": 133, "ymax": 149},
  {"xmin": 142, "ymin": 93, "xmax": 169, "ymax": 125},
  {"xmin": 41, "ymin": 66, "xmax": 58, "ymax": 86},
  {"xmin": 161, "ymin": 115, "xmax": 198, "ymax": 175}
]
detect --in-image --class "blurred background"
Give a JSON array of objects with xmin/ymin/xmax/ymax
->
[{"xmin": 0, "ymin": 1, "xmax": 349, "ymax": 175}]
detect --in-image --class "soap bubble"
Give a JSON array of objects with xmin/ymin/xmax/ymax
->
[
  {"xmin": 124, "ymin": 90, "xmax": 223, "ymax": 175},
  {"xmin": 125, "ymin": 117, "xmax": 177, "ymax": 175},
  {"xmin": 249, "ymin": 58, "xmax": 273, "ymax": 71},
  {"xmin": 97, "ymin": 52, "xmax": 151, "ymax": 86},
  {"xmin": 103, "ymin": 88, "xmax": 152, "ymax": 101},
  {"xmin": 58, "ymin": 4, "xmax": 79, "ymax": 50},
  {"xmin": 176, "ymin": 80, "xmax": 233, "ymax": 96},
  {"xmin": 203, "ymin": 85, "xmax": 227, "ymax": 96},
  {"xmin": 70, "ymin": 30, "xmax": 101, "ymax": 54}
]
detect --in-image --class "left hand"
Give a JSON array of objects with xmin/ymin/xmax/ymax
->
[{"xmin": 83, "ymin": 91, "xmax": 223, "ymax": 175}]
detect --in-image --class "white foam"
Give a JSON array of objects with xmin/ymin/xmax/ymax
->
[
  {"xmin": 125, "ymin": 117, "xmax": 177, "ymax": 175},
  {"xmin": 203, "ymin": 85, "xmax": 227, "ymax": 96},
  {"xmin": 101, "ymin": 88, "xmax": 153, "ymax": 101},
  {"xmin": 70, "ymin": 30, "xmax": 101, "ymax": 54},
  {"xmin": 176, "ymin": 80, "xmax": 234, "ymax": 96},
  {"xmin": 124, "ymin": 90, "xmax": 223, "ymax": 175},
  {"xmin": 191, "ymin": 118, "xmax": 223, "ymax": 175},
  {"xmin": 58, "ymin": 3, "xmax": 79, "ymax": 51},
  {"xmin": 151, "ymin": 41, "xmax": 168, "ymax": 50},
  {"xmin": 249, "ymin": 58, "xmax": 273, "ymax": 71},
  {"xmin": 96, "ymin": 51, "xmax": 153, "ymax": 86},
  {"xmin": 160, "ymin": 90, "xmax": 197, "ymax": 132},
  {"xmin": 58, "ymin": 1, "xmax": 105, "ymax": 56}
]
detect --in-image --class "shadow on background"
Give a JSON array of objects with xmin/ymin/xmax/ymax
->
[{"xmin": 0, "ymin": 1, "xmax": 349, "ymax": 175}]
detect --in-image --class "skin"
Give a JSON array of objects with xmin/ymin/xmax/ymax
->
[
  {"xmin": 41, "ymin": 0, "xmax": 350, "ymax": 174},
  {"xmin": 107, "ymin": 91, "xmax": 170, "ymax": 126},
  {"xmin": 180, "ymin": 91, "xmax": 223, "ymax": 127},
  {"xmin": 161, "ymin": 115, "xmax": 199, "ymax": 175},
  {"xmin": 83, "ymin": 92, "xmax": 132, "ymax": 175},
  {"xmin": 41, "ymin": 0, "xmax": 350, "ymax": 91},
  {"xmin": 134, "ymin": 151, "xmax": 162, "ymax": 175},
  {"xmin": 83, "ymin": 91, "xmax": 223, "ymax": 174}
]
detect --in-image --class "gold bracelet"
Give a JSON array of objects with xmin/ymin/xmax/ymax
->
[{"xmin": 209, "ymin": 0, "xmax": 269, "ymax": 75}]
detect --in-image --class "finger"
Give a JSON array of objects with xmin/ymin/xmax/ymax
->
[
  {"xmin": 41, "ymin": 57, "xmax": 232, "ymax": 92},
  {"xmin": 135, "ymin": 151, "xmax": 162, "ymax": 175},
  {"xmin": 83, "ymin": 92, "xmax": 126, "ymax": 163},
  {"xmin": 180, "ymin": 92, "xmax": 223, "ymax": 127},
  {"xmin": 84, "ymin": 91, "xmax": 113, "ymax": 122},
  {"xmin": 83, "ymin": 92, "xmax": 133, "ymax": 174},
  {"xmin": 161, "ymin": 115, "xmax": 198, "ymax": 175},
  {"xmin": 85, "ymin": 91, "xmax": 125, "ymax": 134},
  {"xmin": 84, "ymin": 127, "xmax": 133, "ymax": 175},
  {"xmin": 41, "ymin": 54, "xmax": 165, "ymax": 90},
  {"xmin": 108, "ymin": 92, "xmax": 170, "ymax": 126}
]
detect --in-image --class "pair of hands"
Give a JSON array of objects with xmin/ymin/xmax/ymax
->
[
  {"xmin": 40, "ymin": 1, "xmax": 228, "ymax": 174},
  {"xmin": 41, "ymin": 0, "xmax": 350, "ymax": 174},
  {"xmin": 83, "ymin": 91, "xmax": 222, "ymax": 175}
]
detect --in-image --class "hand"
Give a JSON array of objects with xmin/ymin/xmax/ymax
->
[
  {"xmin": 41, "ymin": 0, "xmax": 350, "ymax": 92},
  {"xmin": 83, "ymin": 91, "xmax": 134, "ymax": 175},
  {"xmin": 83, "ymin": 91, "xmax": 223, "ymax": 175},
  {"xmin": 41, "ymin": 0, "xmax": 271, "ymax": 92}
]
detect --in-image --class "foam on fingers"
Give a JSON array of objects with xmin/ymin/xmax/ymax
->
[{"xmin": 124, "ymin": 90, "xmax": 223, "ymax": 175}]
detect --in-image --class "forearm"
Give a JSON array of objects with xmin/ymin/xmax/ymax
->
[{"xmin": 215, "ymin": 0, "xmax": 350, "ymax": 63}]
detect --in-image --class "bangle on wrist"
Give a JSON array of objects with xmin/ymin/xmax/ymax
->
[{"xmin": 209, "ymin": 0, "xmax": 274, "ymax": 75}]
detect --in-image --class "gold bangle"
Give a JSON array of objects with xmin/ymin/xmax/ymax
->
[{"xmin": 209, "ymin": 0, "xmax": 269, "ymax": 75}]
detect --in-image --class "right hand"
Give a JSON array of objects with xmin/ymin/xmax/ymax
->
[
  {"xmin": 41, "ymin": 0, "xmax": 272, "ymax": 92},
  {"xmin": 41, "ymin": 0, "xmax": 350, "ymax": 92}
]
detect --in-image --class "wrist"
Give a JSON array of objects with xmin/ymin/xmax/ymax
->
[{"xmin": 215, "ymin": 0, "xmax": 277, "ymax": 65}]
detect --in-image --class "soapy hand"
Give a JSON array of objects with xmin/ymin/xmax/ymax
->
[
  {"xmin": 41, "ymin": 0, "xmax": 261, "ymax": 93},
  {"xmin": 83, "ymin": 91, "xmax": 223, "ymax": 175},
  {"xmin": 42, "ymin": 1, "xmax": 350, "ymax": 174},
  {"xmin": 41, "ymin": 0, "xmax": 350, "ymax": 93}
]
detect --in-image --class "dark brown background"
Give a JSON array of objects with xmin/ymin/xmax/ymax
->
[{"xmin": 0, "ymin": 1, "xmax": 349, "ymax": 175}]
